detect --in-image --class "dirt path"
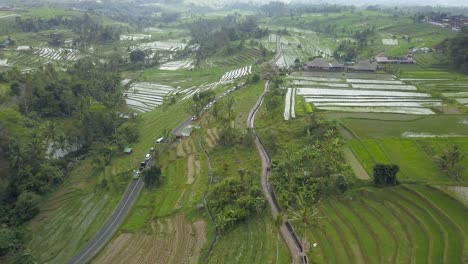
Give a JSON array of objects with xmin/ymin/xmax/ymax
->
[
  {"xmin": 343, "ymin": 148, "xmax": 370, "ymax": 180},
  {"xmin": 247, "ymin": 82, "xmax": 306, "ymax": 264}
]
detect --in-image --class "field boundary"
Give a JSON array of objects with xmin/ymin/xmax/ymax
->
[{"xmin": 198, "ymin": 132, "xmax": 220, "ymax": 261}]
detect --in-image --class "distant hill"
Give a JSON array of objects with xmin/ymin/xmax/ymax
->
[{"xmin": 186, "ymin": 0, "xmax": 468, "ymax": 7}]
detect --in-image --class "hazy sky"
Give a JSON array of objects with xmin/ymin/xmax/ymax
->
[{"xmin": 242, "ymin": 0, "xmax": 468, "ymax": 7}]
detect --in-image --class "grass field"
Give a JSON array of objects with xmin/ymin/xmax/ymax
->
[
  {"xmin": 336, "ymin": 114, "xmax": 468, "ymax": 138},
  {"xmin": 347, "ymin": 137, "xmax": 468, "ymax": 183},
  {"xmin": 307, "ymin": 184, "xmax": 468, "ymax": 264},
  {"xmin": 207, "ymin": 212, "xmax": 290, "ymax": 264}
]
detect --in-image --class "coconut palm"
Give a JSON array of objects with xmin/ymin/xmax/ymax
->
[{"xmin": 287, "ymin": 193, "xmax": 324, "ymax": 254}]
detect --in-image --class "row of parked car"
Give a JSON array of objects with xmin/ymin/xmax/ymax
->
[
  {"xmin": 200, "ymin": 86, "xmax": 239, "ymax": 114},
  {"xmin": 132, "ymin": 136, "xmax": 166, "ymax": 179},
  {"xmin": 133, "ymin": 148, "xmax": 154, "ymax": 179}
]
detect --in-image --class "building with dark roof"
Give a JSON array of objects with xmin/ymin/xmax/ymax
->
[{"xmin": 349, "ymin": 60, "xmax": 378, "ymax": 72}]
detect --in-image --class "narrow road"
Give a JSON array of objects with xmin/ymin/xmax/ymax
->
[
  {"xmin": 247, "ymin": 82, "xmax": 307, "ymax": 264},
  {"xmin": 69, "ymin": 118, "xmax": 190, "ymax": 264},
  {"xmin": 68, "ymin": 177, "xmax": 144, "ymax": 264}
]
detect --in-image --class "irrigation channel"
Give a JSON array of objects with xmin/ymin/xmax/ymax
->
[{"xmin": 247, "ymin": 82, "xmax": 308, "ymax": 264}]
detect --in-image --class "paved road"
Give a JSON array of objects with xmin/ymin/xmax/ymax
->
[
  {"xmin": 68, "ymin": 176, "xmax": 144, "ymax": 264},
  {"xmin": 69, "ymin": 120, "xmax": 187, "ymax": 264},
  {"xmin": 247, "ymin": 82, "xmax": 307, "ymax": 264}
]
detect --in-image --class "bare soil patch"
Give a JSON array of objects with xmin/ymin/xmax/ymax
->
[
  {"xmin": 343, "ymin": 148, "xmax": 370, "ymax": 180},
  {"xmin": 176, "ymin": 141, "xmax": 186, "ymax": 157},
  {"xmin": 186, "ymin": 155, "xmax": 195, "ymax": 184},
  {"xmin": 95, "ymin": 214, "xmax": 206, "ymax": 264},
  {"xmin": 436, "ymin": 185, "xmax": 468, "ymax": 207},
  {"xmin": 205, "ymin": 128, "xmax": 219, "ymax": 148}
]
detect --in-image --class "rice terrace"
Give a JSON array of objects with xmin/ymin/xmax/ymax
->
[{"xmin": 0, "ymin": 1, "xmax": 467, "ymax": 264}]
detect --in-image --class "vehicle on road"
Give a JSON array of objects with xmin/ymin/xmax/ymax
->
[
  {"xmin": 139, "ymin": 161, "xmax": 147, "ymax": 171},
  {"xmin": 156, "ymin": 137, "xmax": 164, "ymax": 143},
  {"xmin": 133, "ymin": 170, "xmax": 141, "ymax": 179},
  {"xmin": 144, "ymin": 153, "xmax": 151, "ymax": 161}
]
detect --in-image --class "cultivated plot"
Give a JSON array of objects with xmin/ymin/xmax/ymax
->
[{"xmin": 124, "ymin": 82, "xmax": 175, "ymax": 113}]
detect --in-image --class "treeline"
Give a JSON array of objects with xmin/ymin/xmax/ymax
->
[
  {"xmin": 260, "ymin": 80, "xmax": 350, "ymax": 208},
  {"xmin": 271, "ymin": 115, "xmax": 350, "ymax": 206},
  {"xmin": 73, "ymin": 1, "xmax": 180, "ymax": 27},
  {"xmin": 333, "ymin": 28, "xmax": 375, "ymax": 61},
  {"xmin": 445, "ymin": 27, "xmax": 468, "ymax": 73},
  {"xmin": 260, "ymin": 1, "xmax": 353, "ymax": 17},
  {"xmin": 15, "ymin": 14, "xmax": 121, "ymax": 44},
  {"xmin": 187, "ymin": 15, "xmax": 268, "ymax": 63},
  {"xmin": 0, "ymin": 59, "xmax": 140, "ymax": 262}
]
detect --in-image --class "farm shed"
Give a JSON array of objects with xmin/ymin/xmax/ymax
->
[
  {"xmin": 375, "ymin": 56, "xmax": 415, "ymax": 64},
  {"xmin": 304, "ymin": 57, "xmax": 331, "ymax": 70},
  {"xmin": 176, "ymin": 126, "xmax": 194, "ymax": 138},
  {"xmin": 350, "ymin": 60, "xmax": 378, "ymax": 72},
  {"xmin": 123, "ymin": 147, "xmax": 133, "ymax": 154},
  {"xmin": 330, "ymin": 59, "xmax": 345, "ymax": 70}
]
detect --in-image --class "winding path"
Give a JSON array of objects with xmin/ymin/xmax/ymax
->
[{"xmin": 247, "ymin": 82, "xmax": 308, "ymax": 264}]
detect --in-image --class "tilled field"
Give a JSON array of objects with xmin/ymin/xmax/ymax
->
[{"xmin": 95, "ymin": 214, "xmax": 206, "ymax": 264}]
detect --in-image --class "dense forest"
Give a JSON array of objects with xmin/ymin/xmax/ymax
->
[
  {"xmin": 446, "ymin": 27, "xmax": 468, "ymax": 73},
  {"xmin": 0, "ymin": 59, "xmax": 140, "ymax": 262},
  {"xmin": 188, "ymin": 15, "xmax": 268, "ymax": 64}
]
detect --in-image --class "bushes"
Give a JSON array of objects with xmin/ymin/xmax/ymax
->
[
  {"xmin": 208, "ymin": 177, "xmax": 264, "ymax": 233},
  {"xmin": 14, "ymin": 192, "xmax": 40, "ymax": 223},
  {"xmin": 143, "ymin": 166, "xmax": 162, "ymax": 188},
  {"xmin": 373, "ymin": 164, "xmax": 399, "ymax": 187}
]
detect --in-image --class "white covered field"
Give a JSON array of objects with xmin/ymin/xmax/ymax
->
[
  {"xmin": 382, "ymin": 38, "xmax": 399, "ymax": 45},
  {"xmin": 442, "ymin": 92, "xmax": 468, "ymax": 106},
  {"xmin": 284, "ymin": 74, "xmax": 443, "ymax": 116},
  {"xmin": 220, "ymin": 65, "xmax": 252, "ymax": 82},
  {"xmin": 159, "ymin": 59, "xmax": 193, "ymax": 71},
  {"xmin": 120, "ymin": 34, "xmax": 151, "ymax": 41},
  {"xmin": 132, "ymin": 40, "xmax": 186, "ymax": 52},
  {"xmin": 34, "ymin": 47, "xmax": 80, "ymax": 62},
  {"xmin": 124, "ymin": 82, "xmax": 175, "ymax": 113}
]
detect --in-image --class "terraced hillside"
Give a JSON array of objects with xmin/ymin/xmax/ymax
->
[
  {"xmin": 212, "ymin": 47, "xmax": 262, "ymax": 67},
  {"xmin": 308, "ymin": 184, "xmax": 468, "ymax": 264}
]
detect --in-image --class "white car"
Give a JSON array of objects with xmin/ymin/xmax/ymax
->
[{"xmin": 145, "ymin": 153, "xmax": 151, "ymax": 161}]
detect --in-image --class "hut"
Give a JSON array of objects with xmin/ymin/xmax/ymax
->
[{"xmin": 350, "ymin": 60, "xmax": 378, "ymax": 72}]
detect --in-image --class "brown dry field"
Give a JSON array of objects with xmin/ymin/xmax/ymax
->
[
  {"xmin": 205, "ymin": 128, "xmax": 219, "ymax": 148},
  {"xmin": 94, "ymin": 214, "xmax": 206, "ymax": 264},
  {"xmin": 343, "ymin": 147, "xmax": 370, "ymax": 180}
]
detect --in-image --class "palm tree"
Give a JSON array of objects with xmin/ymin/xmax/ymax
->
[
  {"xmin": 8, "ymin": 140, "xmax": 23, "ymax": 170},
  {"xmin": 287, "ymin": 194, "xmax": 323, "ymax": 254}
]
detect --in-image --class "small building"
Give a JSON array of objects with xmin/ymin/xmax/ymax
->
[
  {"xmin": 123, "ymin": 147, "xmax": 133, "ymax": 154},
  {"xmin": 304, "ymin": 58, "xmax": 346, "ymax": 71},
  {"xmin": 176, "ymin": 126, "xmax": 193, "ymax": 138},
  {"xmin": 330, "ymin": 59, "xmax": 345, "ymax": 71},
  {"xmin": 350, "ymin": 60, "xmax": 378, "ymax": 72},
  {"xmin": 304, "ymin": 57, "xmax": 331, "ymax": 71},
  {"xmin": 375, "ymin": 55, "xmax": 414, "ymax": 64}
]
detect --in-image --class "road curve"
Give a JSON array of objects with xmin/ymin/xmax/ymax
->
[
  {"xmin": 68, "ymin": 176, "xmax": 144, "ymax": 264},
  {"xmin": 247, "ymin": 82, "xmax": 308, "ymax": 264}
]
